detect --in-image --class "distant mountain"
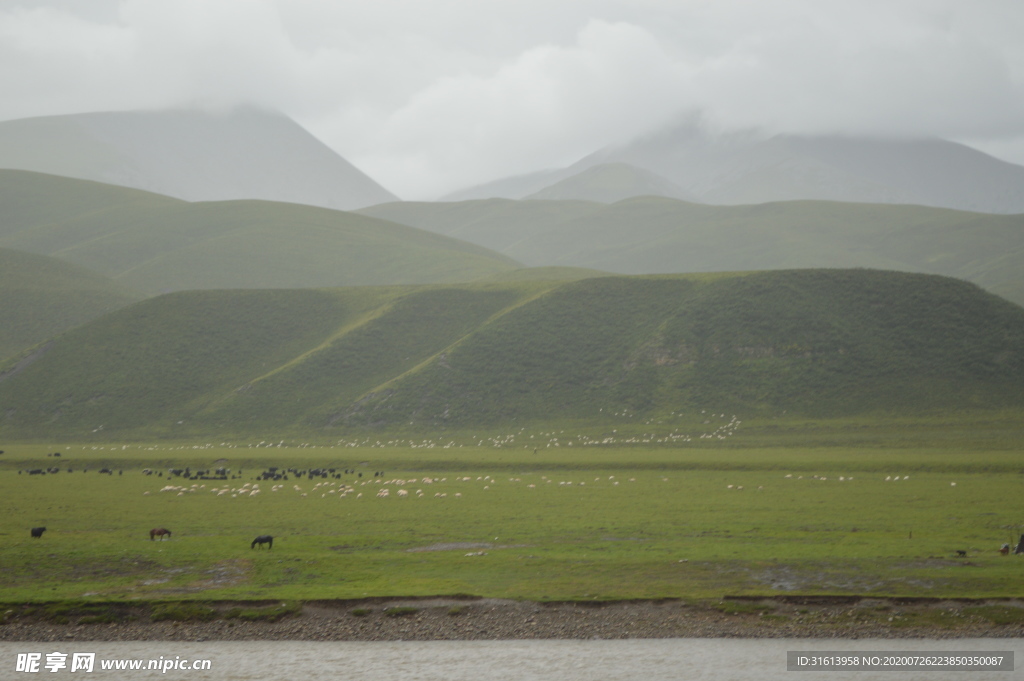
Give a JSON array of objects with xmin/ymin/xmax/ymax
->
[
  {"xmin": 441, "ymin": 162, "xmax": 695, "ymax": 204},
  {"xmin": 0, "ymin": 107, "xmax": 398, "ymax": 210},
  {"xmin": 523, "ymin": 162, "xmax": 696, "ymax": 202},
  {"xmin": 0, "ymin": 247, "xmax": 140, "ymax": 362},
  {"xmin": 1, "ymin": 270, "xmax": 1021, "ymax": 438},
  {"xmin": 0, "ymin": 170, "xmax": 519, "ymax": 295},
  {"xmin": 359, "ymin": 196, "xmax": 1024, "ymax": 307},
  {"xmin": 440, "ymin": 167, "xmax": 571, "ymax": 202},
  {"xmin": 444, "ymin": 125, "xmax": 1024, "ymax": 214}
]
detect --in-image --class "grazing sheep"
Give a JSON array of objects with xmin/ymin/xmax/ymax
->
[{"xmin": 30, "ymin": 527, "xmax": 46, "ymax": 538}]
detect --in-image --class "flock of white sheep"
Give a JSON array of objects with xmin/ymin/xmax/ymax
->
[
  {"xmin": 147, "ymin": 473, "xmax": 650, "ymax": 501},
  {"xmin": 147, "ymin": 468, "xmax": 962, "ymax": 501},
  {"xmin": 68, "ymin": 412, "xmax": 743, "ymax": 455}
]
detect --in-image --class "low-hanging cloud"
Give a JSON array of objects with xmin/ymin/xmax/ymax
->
[{"xmin": 1, "ymin": 0, "xmax": 1022, "ymax": 198}]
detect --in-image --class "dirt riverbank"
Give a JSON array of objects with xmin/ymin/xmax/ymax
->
[{"xmin": 3, "ymin": 597, "xmax": 1024, "ymax": 642}]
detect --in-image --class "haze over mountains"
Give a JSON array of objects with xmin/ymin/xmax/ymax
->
[
  {"xmin": 2, "ymin": 107, "xmax": 1023, "ymax": 215},
  {"xmin": 1, "ymin": 107, "xmax": 1023, "ymax": 438},
  {"xmin": 444, "ymin": 124, "xmax": 1024, "ymax": 214},
  {"xmin": 0, "ymin": 108, "xmax": 397, "ymax": 211}
]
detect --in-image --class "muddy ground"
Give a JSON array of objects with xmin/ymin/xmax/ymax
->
[{"xmin": 3, "ymin": 596, "xmax": 1024, "ymax": 641}]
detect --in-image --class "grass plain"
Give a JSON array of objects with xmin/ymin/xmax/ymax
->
[{"xmin": 2, "ymin": 415, "xmax": 1022, "ymax": 603}]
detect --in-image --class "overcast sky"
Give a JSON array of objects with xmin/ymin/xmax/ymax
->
[{"xmin": 2, "ymin": 0, "xmax": 1023, "ymax": 198}]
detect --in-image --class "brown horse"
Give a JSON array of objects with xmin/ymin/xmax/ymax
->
[{"xmin": 150, "ymin": 528, "xmax": 172, "ymax": 541}]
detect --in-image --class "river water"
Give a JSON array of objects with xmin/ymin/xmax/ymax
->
[{"xmin": 3, "ymin": 639, "xmax": 1021, "ymax": 680}]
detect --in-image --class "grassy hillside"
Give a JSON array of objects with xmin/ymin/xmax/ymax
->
[
  {"xmin": 1, "ymin": 270, "xmax": 1021, "ymax": 440},
  {"xmin": 347, "ymin": 270, "xmax": 1024, "ymax": 427},
  {"xmin": 359, "ymin": 197, "xmax": 1024, "ymax": 307},
  {"xmin": 360, "ymin": 198, "xmax": 603, "ymax": 252},
  {"xmin": 0, "ymin": 247, "xmax": 140, "ymax": 362},
  {"xmin": 0, "ymin": 170, "xmax": 519, "ymax": 294}
]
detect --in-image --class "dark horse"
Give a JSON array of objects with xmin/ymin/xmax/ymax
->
[
  {"xmin": 150, "ymin": 528, "xmax": 172, "ymax": 541},
  {"xmin": 251, "ymin": 535, "xmax": 273, "ymax": 550}
]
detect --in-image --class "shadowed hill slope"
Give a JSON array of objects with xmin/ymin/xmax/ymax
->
[
  {"xmin": 0, "ymin": 247, "xmax": 141, "ymax": 362},
  {"xmin": 1, "ymin": 270, "xmax": 1021, "ymax": 439}
]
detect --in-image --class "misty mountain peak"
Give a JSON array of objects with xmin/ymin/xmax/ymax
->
[{"xmin": 0, "ymin": 108, "xmax": 398, "ymax": 210}]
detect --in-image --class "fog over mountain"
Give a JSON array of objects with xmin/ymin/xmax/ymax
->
[
  {"xmin": 0, "ymin": 108, "xmax": 397, "ymax": 210},
  {"xmin": 2, "ymin": 2, "xmax": 1023, "ymax": 200},
  {"xmin": 445, "ymin": 125, "xmax": 1024, "ymax": 214}
]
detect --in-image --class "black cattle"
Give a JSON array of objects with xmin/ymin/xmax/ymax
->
[{"xmin": 30, "ymin": 527, "xmax": 46, "ymax": 538}]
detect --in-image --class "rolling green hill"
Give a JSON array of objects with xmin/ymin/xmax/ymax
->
[
  {"xmin": 0, "ymin": 170, "xmax": 519, "ymax": 294},
  {"xmin": 0, "ymin": 247, "xmax": 140, "ymax": 362},
  {"xmin": 359, "ymin": 196, "xmax": 1024, "ymax": 307},
  {"xmin": 1, "ymin": 270, "xmax": 1021, "ymax": 440}
]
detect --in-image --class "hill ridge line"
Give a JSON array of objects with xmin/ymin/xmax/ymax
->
[
  {"xmin": 0, "ymin": 341, "xmax": 53, "ymax": 384},
  {"xmin": 353, "ymin": 281, "xmax": 568, "ymax": 401},
  {"xmin": 239, "ymin": 292, "xmax": 408, "ymax": 391}
]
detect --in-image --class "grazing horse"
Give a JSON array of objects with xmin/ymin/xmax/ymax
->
[
  {"xmin": 251, "ymin": 535, "xmax": 273, "ymax": 550},
  {"xmin": 30, "ymin": 527, "xmax": 46, "ymax": 538},
  {"xmin": 150, "ymin": 528, "xmax": 172, "ymax": 541}
]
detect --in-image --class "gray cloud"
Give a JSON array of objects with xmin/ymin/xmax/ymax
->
[{"xmin": 2, "ymin": 0, "xmax": 1022, "ymax": 198}]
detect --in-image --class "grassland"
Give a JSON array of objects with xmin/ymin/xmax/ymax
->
[{"xmin": 1, "ymin": 415, "xmax": 1022, "ymax": 603}]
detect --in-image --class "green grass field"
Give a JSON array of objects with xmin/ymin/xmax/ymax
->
[{"xmin": 2, "ymin": 417, "xmax": 1022, "ymax": 603}]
